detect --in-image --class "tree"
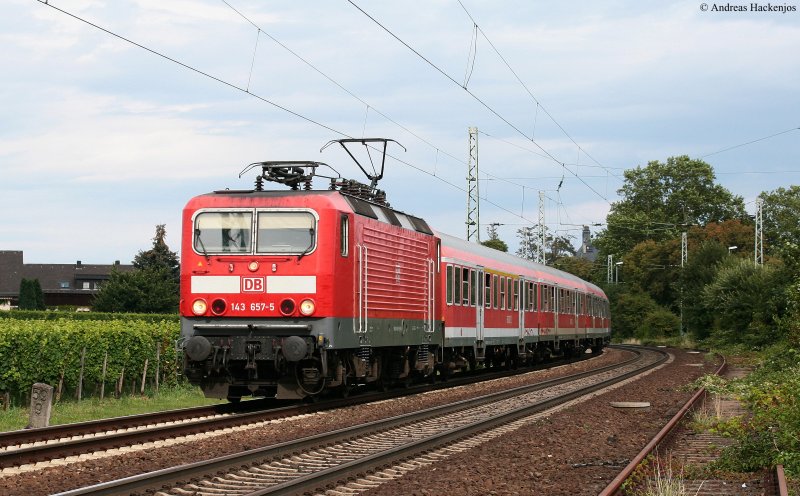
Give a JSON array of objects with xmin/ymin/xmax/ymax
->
[
  {"xmin": 622, "ymin": 239, "xmax": 681, "ymax": 309},
  {"xmin": 516, "ymin": 226, "xmax": 538, "ymax": 260},
  {"xmin": 93, "ymin": 268, "xmax": 178, "ymax": 313},
  {"xmin": 688, "ymin": 219, "xmax": 754, "ymax": 256},
  {"xmin": 702, "ymin": 258, "xmax": 789, "ymax": 347},
  {"xmin": 605, "ymin": 285, "xmax": 659, "ymax": 339},
  {"xmin": 481, "ymin": 224, "xmax": 508, "ymax": 252},
  {"xmin": 640, "ymin": 307, "xmax": 681, "ymax": 339},
  {"xmin": 549, "ymin": 234, "xmax": 576, "ymax": 262},
  {"xmin": 680, "ymin": 240, "xmax": 729, "ymax": 340},
  {"xmin": 133, "ymin": 224, "xmax": 179, "ymax": 285},
  {"xmin": 595, "ymin": 155, "xmax": 747, "ymax": 258},
  {"xmin": 18, "ymin": 278, "xmax": 45, "ymax": 310},
  {"xmin": 760, "ymin": 186, "xmax": 800, "ymax": 275},
  {"xmin": 552, "ymin": 256, "xmax": 595, "ymax": 282},
  {"xmin": 515, "ymin": 226, "xmax": 575, "ymax": 265},
  {"xmin": 93, "ymin": 224, "xmax": 180, "ymax": 313}
]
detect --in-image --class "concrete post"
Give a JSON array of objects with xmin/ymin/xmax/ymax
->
[{"xmin": 28, "ymin": 383, "xmax": 54, "ymax": 429}]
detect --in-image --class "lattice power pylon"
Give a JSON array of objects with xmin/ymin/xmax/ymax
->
[
  {"xmin": 536, "ymin": 191, "xmax": 545, "ymax": 264},
  {"xmin": 466, "ymin": 127, "xmax": 480, "ymax": 242},
  {"xmin": 755, "ymin": 197, "xmax": 764, "ymax": 265},
  {"xmin": 681, "ymin": 232, "xmax": 688, "ymax": 267}
]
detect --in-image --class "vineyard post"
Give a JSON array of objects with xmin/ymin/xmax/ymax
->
[
  {"xmin": 56, "ymin": 370, "xmax": 64, "ymax": 403},
  {"xmin": 116, "ymin": 367, "xmax": 125, "ymax": 398},
  {"xmin": 100, "ymin": 351, "xmax": 108, "ymax": 400},
  {"xmin": 155, "ymin": 343, "xmax": 161, "ymax": 394},
  {"xmin": 140, "ymin": 358, "xmax": 149, "ymax": 395},
  {"xmin": 77, "ymin": 347, "xmax": 86, "ymax": 401}
]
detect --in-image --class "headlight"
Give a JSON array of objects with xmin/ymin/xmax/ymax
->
[
  {"xmin": 299, "ymin": 299, "xmax": 316, "ymax": 316},
  {"xmin": 280, "ymin": 298, "xmax": 296, "ymax": 316},
  {"xmin": 248, "ymin": 261, "xmax": 259, "ymax": 272},
  {"xmin": 211, "ymin": 298, "xmax": 227, "ymax": 315},
  {"xmin": 192, "ymin": 299, "xmax": 208, "ymax": 315}
]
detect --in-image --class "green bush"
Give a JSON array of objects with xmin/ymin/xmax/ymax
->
[
  {"xmin": 0, "ymin": 310, "xmax": 177, "ymax": 323},
  {"xmin": 639, "ymin": 307, "xmax": 681, "ymax": 339},
  {"xmin": 715, "ymin": 346, "xmax": 800, "ymax": 476},
  {"xmin": 702, "ymin": 259, "xmax": 789, "ymax": 348},
  {"xmin": 608, "ymin": 289, "xmax": 659, "ymax": 338},
  {"xmin": 0, "ymin": 318, "xmax": 181, "ymax": 405}
]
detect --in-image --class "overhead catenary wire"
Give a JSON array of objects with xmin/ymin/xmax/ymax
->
[
  {"xmin": 701, "ymin": 127, "xmax": 800, "ymax": 158},
  {"xmin": 347, "ymin": 0, "xmax": 613, "ymax": 203},
  {"xmin": 455, "ymin": 0, "xmax": 611, "ymax": 176},
  {"xmin": 35, "ymin": 0, "xmax": 550, "ymax": 232},
  {"xmin": 220, "ymin": 0, "xmax": 599, "ymax": 226}
]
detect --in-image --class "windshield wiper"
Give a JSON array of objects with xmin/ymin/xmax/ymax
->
[
  {"xmin": 195, "ymin": 228, "xmax": 210, "ymax": 262},
  {"xmin": 297, "ymin": 228, "xmax": 316, "ymax": 262}
]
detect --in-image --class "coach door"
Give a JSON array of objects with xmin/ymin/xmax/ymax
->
[
  {"xmin": 517, "ymin": 276, "xmax": 526, "ymax": 343},
  {"xmin": 476, "ymin": 267, "xmax": 485, "ymax": 345}
]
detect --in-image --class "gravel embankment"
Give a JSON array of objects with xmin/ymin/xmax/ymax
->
[
  {"xmin": 0, "ymin": 348, "xmax": 717, "ymax": 496},
  {"xmin": 365, "ymin": 348, "xmax": 718, "ymax": 496}
]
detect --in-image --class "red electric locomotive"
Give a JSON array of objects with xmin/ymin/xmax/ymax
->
[{"xmin": 179, "ymin": 139, "xmax": 610, "ymax": 401}]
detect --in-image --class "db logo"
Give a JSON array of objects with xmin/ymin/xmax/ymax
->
[{"xmin": 241, "ymin": 277, "xmax": 265, "ymax": 292}]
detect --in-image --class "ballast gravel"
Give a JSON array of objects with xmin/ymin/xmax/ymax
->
[{"xmin": 0, "ymin": 347, "xmax": 718, "ymax": 496}]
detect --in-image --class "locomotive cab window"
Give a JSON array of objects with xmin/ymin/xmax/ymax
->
[
  {"xmin": 256, "ymin": 211, "xmax": 316, "ymax": 254},
  {"xmin": 194, "ymin": 211, "xmax": 253, "ymax": 253}
]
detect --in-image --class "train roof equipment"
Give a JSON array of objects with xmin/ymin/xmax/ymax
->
[{"xmin": 238, "ymin": 138, "xmax": 405, "ymax": 207}]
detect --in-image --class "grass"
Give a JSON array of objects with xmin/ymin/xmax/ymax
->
[
  {"xmin": 642, "ymin": 456, "xmax": 704, "ymax": 496},
  {"xmin": 0, "ymin": 384, "xmax": 225, "ymax": 432},
  {"xmin": 613, "ymin": 335, "xmax": 700, "ymax": 349}
]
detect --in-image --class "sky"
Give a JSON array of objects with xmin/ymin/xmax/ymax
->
[{"xmin": 2, "ymin": 0, "xmax": 799, "ymax": 264}]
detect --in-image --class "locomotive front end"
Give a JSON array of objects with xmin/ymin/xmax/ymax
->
[{"xmin": 179, "ymin": 190, "xmax": 349, "ymax": 401}]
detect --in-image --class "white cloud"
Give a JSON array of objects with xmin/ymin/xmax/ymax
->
[{"xmin": 1, "ymin": 0, "xmax": 798, "ymax": 262}]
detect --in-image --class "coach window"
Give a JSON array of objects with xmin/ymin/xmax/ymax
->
[
  {"xmin": 194, "ymin": 211, "xmax": 252, "ymax": 253},
  {"xmin": 462, "ymin": 267, "xmax": 470, "ymax": 306},
  {"xmin": 484, "ymin": 273, "xmax": 492, "ymax": 308},
  {"xmin": 499, "ymin": 276, "xmax": 506, "ymax": 309},
  {"xmin": 514, "ymin": 279, "xmax": 520, "ymax": 311},
  {"xmin": 446, "ymin": 265, "xmax": 454, "ymax": 305},
  {"xmin": 256, "ymin": 211, "xmax": 316, "ymax": 254},
  {"xmin": 543, "ymin": 285, "xmax": 551, "ymax": 312},
  {"xmin": 454, "ymin": 265, "xmax": 462, "ymax": 306},
  {"xmin": 493, "ymin": 274, "xmax": 499, "ymax": 309},
  {"xmin": 340, "ymin": 214, "xmax": 349, "ymax": 257},
  {"xmin": 526, "ymin": 282, "xmax": 533, "ymax": 311},
  {"xmin": 469, "ymin": 269, "xmax": 477, "ymax": 307}
]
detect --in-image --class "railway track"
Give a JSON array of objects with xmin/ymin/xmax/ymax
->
[
  {"xmin": 599, "ymin": 358, "xmax": 790, "ymax": 496},
  {"xmin": 0, "ymin": 352, "xmax": 598, "ymax": 472},
  {"xmin": 55, "ymin": 346, "xmax": 665, "ymax": 496}
]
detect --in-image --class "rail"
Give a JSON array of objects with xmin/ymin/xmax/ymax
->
[
  {"xmin": 598, "ymin": 355, "xmax": 727, "ymax": 496},
  {"xmin": 54, "ymin": 347, "xmax": 665, "ymax": 495}
]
